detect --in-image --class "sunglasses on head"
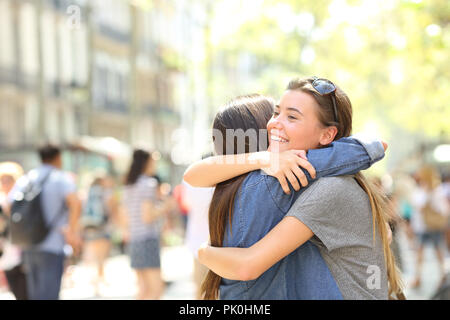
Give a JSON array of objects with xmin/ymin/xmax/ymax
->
[{"xmin": 311, "ymin": 76, "xmax": 338, "ymax": 123}]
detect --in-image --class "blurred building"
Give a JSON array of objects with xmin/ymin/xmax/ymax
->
[{"xmin": 0, "ymin": 0, "xmax": 212, "ymax": 184}]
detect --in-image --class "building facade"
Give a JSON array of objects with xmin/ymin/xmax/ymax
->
[{"xmin": 0, "ymin": 0, "xmax": 212, "ymax": 183}]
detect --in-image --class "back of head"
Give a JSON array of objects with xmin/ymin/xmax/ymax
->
[
  {"xmin": 212, "ymin": 94, "xmax": 274, "ymax": 155},
  {"xmin": 125, "ymin": 149, "xmax": 150, "ymax": 185},
  {"xmin": 38, "ymin": 144, "xmax": 61, "ymax": 164},
  {"xmin": 202, "ymin": 94, "xmax": 274, "ymax": 300}
]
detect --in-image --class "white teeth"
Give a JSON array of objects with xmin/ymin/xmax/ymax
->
[{"xmin": 271, "ymin": 135, "xmax": 288, "ymax": 143}]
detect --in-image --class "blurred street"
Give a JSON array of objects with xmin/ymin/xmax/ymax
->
[
  {"xmin": 1, "ymin": 228, "xmax": 449, "ymax": 300},
  {"xmin": 0, "ymin": 244, "xmax": 197, "ymax": 300}
]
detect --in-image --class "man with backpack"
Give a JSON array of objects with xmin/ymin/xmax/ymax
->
[{"xmin": 6, "ymin": 145, "xmax": 82, "ymax": 300}]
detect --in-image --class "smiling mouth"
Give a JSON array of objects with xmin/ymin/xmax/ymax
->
[{"xmin": 270, "ymin": 135, "xmax": 289, "ymax": 143}]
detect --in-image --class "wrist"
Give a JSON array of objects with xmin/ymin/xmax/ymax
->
[{"xmin": 249, "ymin": 151, "xmax": 270, "ymax": 168}]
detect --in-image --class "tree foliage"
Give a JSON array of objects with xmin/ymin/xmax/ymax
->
[{"xmin": 207, "ymin": 0, "xmax": 450, "ymax": 139}]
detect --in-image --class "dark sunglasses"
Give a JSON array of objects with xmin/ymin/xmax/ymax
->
[{"xmin": 311, "ymin": 76, "xmax": 338, "ymax": 123}]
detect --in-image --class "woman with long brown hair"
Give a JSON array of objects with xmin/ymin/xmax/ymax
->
[
  {"xmin": 121, "ymin": 149, "xmax": 168, "ymax": 299},
  {"xmin": 185, "ymin": 88, "xmax": 390, "ymax": 299}
]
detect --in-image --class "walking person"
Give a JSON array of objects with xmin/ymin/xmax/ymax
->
[
  {"xmin": 6, "ymin": 145, "xmax": 82, "ymax": 300},
  {"xmin": 410, "ymin": 165, "xmax": 449, "ymax": 289},
  {"xmin": 81, "ymin": 175, "xmax": 117, "ymax": 296},
  {"xmin": 0, "ymin": 162, "xmax": 27, "ymax": 300},
  {"xmin": 185, "ymin": 81, "xmax": 398, "ymax": 299},
  {"xmin": 121, "ymin": 149, "xmax": 169, "ymax": 300}
]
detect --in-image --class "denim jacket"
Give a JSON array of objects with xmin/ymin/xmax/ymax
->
[{"xmin": 220, "ymin": 136, "xmax": 385, "ymax": 300}]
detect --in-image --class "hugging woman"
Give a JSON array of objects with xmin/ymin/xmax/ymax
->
[{"xmin": 185, "ymin": 77, "xmax": 404, "ymax": 300}]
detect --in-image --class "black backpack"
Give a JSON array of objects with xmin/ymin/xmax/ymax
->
[{"xmin": 9, "ymin": 170, "xmax": 56, "ymax": 247}]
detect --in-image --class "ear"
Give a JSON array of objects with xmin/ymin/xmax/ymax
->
[{"xmin": 319, "ymin": 126, "xmax": 338, "ymax": 146}]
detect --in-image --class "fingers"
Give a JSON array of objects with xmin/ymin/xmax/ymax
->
[
  {"xmin": 291, "ymin": 165, "xmax": 308, "ymax": 188},
  {"xmin": 297, "ymin": 158, "xmax": 316, "ymax": 179},
  {"xmin": 284, "ymin": 169, "xmax": 300, "ymax": 192},
  {"xmin": 276, "ymin": 175, "xmax": 291, "ymax": 194}
]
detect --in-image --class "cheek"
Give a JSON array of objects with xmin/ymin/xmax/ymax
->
[{"xmin": 286, "ymin": 122, "xmax": 321, "ymax": 148}]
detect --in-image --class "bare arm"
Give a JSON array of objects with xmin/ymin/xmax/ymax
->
[
  {"xmin": 183, "ymin": 151, "xmax": 315, "ymax": 193},
  {"xmin": 198, "ymin": 216, "xmax": 313, "ymax": 281},
  {"xmin": 62, "ymin": 192, "xmax": 83, "ymax": 255}
]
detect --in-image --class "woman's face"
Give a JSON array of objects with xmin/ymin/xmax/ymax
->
[{"xmin": 267, "ymin": 90, "xmax": 327, "ymax": 152}]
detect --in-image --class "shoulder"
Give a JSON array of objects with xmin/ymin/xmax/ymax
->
[
  {"xmin": 303, "ymin": 176, "xmax": 357, "ymax": 194},
  {"xmin": 241, "ymin": 170, "xmax": 266, "ymax": 187},
  {"xmin": 298, "ymin": 176, "xmax": 364, "ymax": 204}
]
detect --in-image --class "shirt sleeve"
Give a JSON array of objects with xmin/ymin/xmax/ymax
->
[
  {"xmin": 60, "ymin": 173, "xmax": 77, "ymax": 198},
  {"xmin": 306, "ymin": 136, "xmax": 385, "ymax": 181}
]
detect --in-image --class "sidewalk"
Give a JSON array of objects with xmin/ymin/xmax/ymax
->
[
  {"xmin": 0, "ymin": 245, "xmax": 197, "ymax": 300},
  {"xmin": 396, "ymin": 228, "xmax": 450, "ymax": 300}
]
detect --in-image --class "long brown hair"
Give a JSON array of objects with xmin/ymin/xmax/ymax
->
[
  {"xmin": 287, "ymin": 77, "xmax": 405, "ymax": 299},
  {"xmin": 124, "ymin": 149, "xmax": 151, "ymax": 185},
  {"xmin": 201, "ymin": 94, "xmax": 274, "ymax": 300}
]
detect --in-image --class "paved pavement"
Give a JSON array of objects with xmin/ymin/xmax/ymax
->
[
  {"xmin": 0, "ymin": 245, "xmax": 197, "ymax": 300},
  {"xmin": 1, "ymin": 228, "xmax": 449, "ymax": 300},
  {"xmin": 395, "ymin": 229, "xmax": 450, "ymax": 300}
]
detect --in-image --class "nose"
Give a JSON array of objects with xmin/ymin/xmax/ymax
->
[{"xmin": 269, "ymin": 115, "xmax": 283, "ymax": 132}]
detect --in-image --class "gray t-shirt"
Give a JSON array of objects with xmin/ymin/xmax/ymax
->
[{"xmin": 286, "ymin": 176, "xmax": 388, "ymax": 300}]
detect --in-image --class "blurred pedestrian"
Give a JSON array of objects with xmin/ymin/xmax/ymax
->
[
  {"xmin": 173, "ymin": 183, "xmax": 189, "ymax": 232},
  {"xmin": 81, "ymin": 175, "xmax": 117, "ymax": 296},
  {"xmin": 392, "ymin": 173, "xmax": 417, "ymax": 249},
  {"xmin": 410, "ymin": 165, "xmax": 449, "ymax": 289},
  {"xmin": 0, "ymin": 162, "xmax": 27, "ymax": 300},
  {"xmin": 183, "ymin": 171, "xmax": 214, "ymax": 299},
  {"xmin": 442, "ymin": 174, "xmax": 450, "ymax": 251},
  {"xmin": 7, "ymin": 145, "xmax": 82, "ymax": 300},
  {"xmin": 121, "ymin": 149, "xmax": 169, "ymax": 300}
]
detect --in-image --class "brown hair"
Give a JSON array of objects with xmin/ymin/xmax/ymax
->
[
  {"xmin": 124, "ymin": 149, "xmax": 151, "ymax": 185},
  {"xmin": 287, "ymin": 77, "xmax": 404, "ymax": 299},
  {"xmin": 201, "ymin": 94, "xmax": 274, "ymax": 300}
]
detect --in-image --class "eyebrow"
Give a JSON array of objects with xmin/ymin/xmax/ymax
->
[{"xmin": 275, "ymin": 105, "xmax": 304, "ymax": 116}]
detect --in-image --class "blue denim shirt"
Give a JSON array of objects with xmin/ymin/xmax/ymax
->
[{"xmin": 219, "ymin": 136, "xmax": 385, "ymax": 300}]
